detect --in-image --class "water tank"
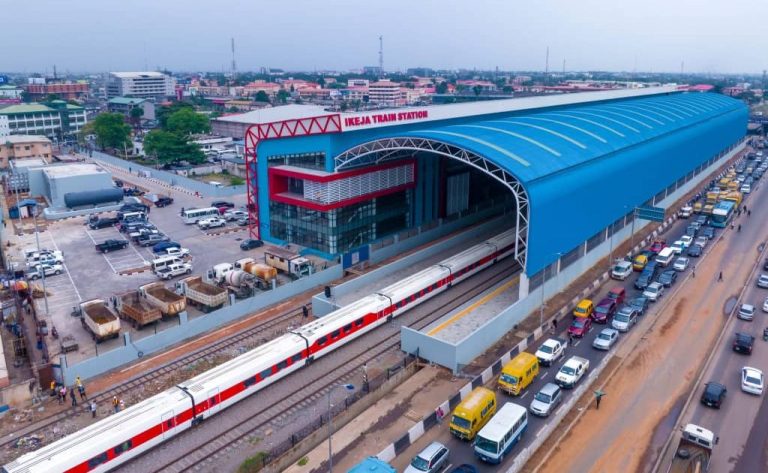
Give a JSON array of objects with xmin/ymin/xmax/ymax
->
[{"xmin": 64, "ymin": 188, "xmax": 124, "ymax": 209}]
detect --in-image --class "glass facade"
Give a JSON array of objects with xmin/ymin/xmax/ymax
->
[{"xmin": 267, "ymin": 152, "xmax": 325, "ymax": 170}]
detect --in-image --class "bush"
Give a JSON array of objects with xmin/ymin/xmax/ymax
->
[
  {"xmin": 230, "ymin": 176, "xmax": 245, "ymax": 186},
  {"xmin": 238, "ymin": 452, "xmax": 269, "ymax": 473},
  {"xmin": 297, "ymin": 457, "xmax": 309, "ymax": 466}
]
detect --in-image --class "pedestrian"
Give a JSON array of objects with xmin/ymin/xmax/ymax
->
[
  {"xmin": 738, "ymin": 224, "xmax": 742, "ymax": 232},
  {"xmin": 568, "ymin": 331, "xmax": 574, "ymax": 344},
  {"xmin": 75, "ymin": 376, "xmax": 82, "ymax": 389},
  {"xmin": 731, "ymin": 223, "xmax": 735, "ymax": 230},
  {"xmin": 595, "ymin": 390, "xmax": 605, "ymax": 409},
  {"xmin": 718, "ymin": 271, "xmax": 723, "ymax": 282},
  {"xmin": 119, "ymin": 399, "xmax": 125, "ymax": 412},
  {"xmin": 692, "ymin": 265, "xmax": 696, "ymax": 278},
  {"xmin": 58, "ymin": 386, "xmax": 65, "ymax": 404},
  {"xmin": 90, "ymin": 401, "xmax": 97, "ymax": 419},
  {"xmin": 50, "ymin": 380, "xmax": 56, "ymax": 397},
  {"xmin": 112, "ymin": 396, "xmax": 119, "ymax": 413},
  {"xmin": 69, "ymin": 387, "xmax": 77, "ymax": 407},
  {"xmin": 128, "ymin": 166, "xmax": 132, "ymax": 174},
  {"xmin": 552, "ymin": 318, "xmax": 558, "ymax": 333},
  {"xmin": 78, "ymin": 383, "xmax": 87, "ymax": 401},
  {"xmin": 748, "ymin": 210, "xmax": 752, "ymax": 217}
]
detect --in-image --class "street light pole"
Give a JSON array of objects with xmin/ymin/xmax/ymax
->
[
  {"xmin": 327, "ymin": 383, "xmax": 354, "ymax": 473},
  {"xmin": 32, "ymin": 206, "xmax": 49, "ymax": 315}
]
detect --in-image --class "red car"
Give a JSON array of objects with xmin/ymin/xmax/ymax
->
[
  {"xmin": 591, "ymin": 298, "xmax": 617, "ymax": 324},
  {"xmin": 606, "ymin": 286, "xmax": 626, "ymax": 305},
  {"xmin": 568, "ymin": 317, "xmax": 592, "ymax": 338},
  {"xmin": 649, "ymin": 240, "xmax": 667, "ymax": 255}
]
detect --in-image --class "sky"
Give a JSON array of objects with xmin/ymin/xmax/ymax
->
[{"xmin": 3, "ymin": 0, "xmax": 766, "ymax": 75}]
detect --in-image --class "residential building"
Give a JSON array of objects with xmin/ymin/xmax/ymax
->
[
  {"xmin": 107, "ymin": 72, "xmax": 176, "ymax": 100},
  {"xmin": 368, "ymin": 80, "xmax": 404, "ymax": 107},
  {"xmin": 243, "ymin": 80, "xmax": 281, "ymax": 98},
  {"xmin": 0, "ymin": 116, "xmax": 8, "ymax": 137},
  {"xmin": 0, "ymin": 135, "xmax": 53, "ymax": 168},
  {"xmin": 107, "ymin": 97, "xmax": 156, "ymax": 121},
  {"xmin": 25, "ymin": 80, "xmax": 89, "ymax": 101},
  {"xmin": 341, "ymin": 87, "xmax": 368, "ymax": 103},
  {"xmin": 0, "ymin": 102, "xmax": 87, "ymax": 138},
  {"xmin": 347, "ymin": 79, "xmax": 370, "ymax": 87},
  {"xmin": 0, "ymin": 85, "xmax": 23, "ymax": 100},
  {"xmin": 191, "ymin": 134, "xmax": 233, "ymax": 155}
]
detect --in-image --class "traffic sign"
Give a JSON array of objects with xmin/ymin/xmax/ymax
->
[{"xmin": 635, "ymin": 206, "xmax": 665, "ymax": 222}]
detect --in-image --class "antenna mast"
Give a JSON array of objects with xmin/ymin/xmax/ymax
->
[{"xmin": 378, "ymin": 35, "xmax": 384, "ymax": 79}]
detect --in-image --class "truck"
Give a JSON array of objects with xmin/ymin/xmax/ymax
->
[
  {"xmin": 210, "ymin": 263, "xmax": 234, "ymax": 284},
  {"xmin": 555, "ymin": 355, "xmax": 590, "ymax": 389},
  {"xmin": 155, "ymin": 262, "xmax": 193, "ymax": 280},
  {"xmin": 264, "ymin": 247, "xmax": 313, "ymax": 279},
  {"xmin": 666, "ymin": 423, "xmax": 716, "ymax": 473},
  {"xmin": 95, "ymin": 239, "xmax": 129, "ymax": 253},
  {"xmin": 79, "ymin": 299, "xmax": 121, "ymax": 343},
  {"xmin": 223, "ymin": 270, "xmax": 258, "ymax": 299},
  {"xmin": 139, "ymin": 282, "xmax": 187, "ymax": 318},
  {"xmin": 534, "ymin": 337, "xmax": 567, "ymax": 367},
  {"xmin": 176, "ymin": 276, "xmax": 228, "ymax": 312},
  {"xmin": 115, "ymin": 291, "xmax": 162, "ymax": 328},
  {"xmin": 234, "ymin": 257, "xmax": 277, "ymax": 289}
]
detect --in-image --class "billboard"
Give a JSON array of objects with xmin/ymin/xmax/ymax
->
[{"xmin": 0, "ymin": 75, "xmax": 8, "ymax": 85}]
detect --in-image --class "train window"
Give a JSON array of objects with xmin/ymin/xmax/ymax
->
[
  {"xmin": 355, "ymin": 318, "xmax": 365, "ymax": 327},
  {"xmin": 292, "ymin": 353, "xmax": 302, "ymax": 362},
  {"xmin": 343, "ymin": 323, "xmax": 352, "ymax": 332},
  {"xmin": 210, "ymin": 395, "xmax": 217, "ymax": 406},
  {"xmin": 244, "ymin": 376, "xmax": 257, "ymax": 388},
  {"xmin": 331, "ymin": 329, "xmax": 340, "ymax": 338},
  {"xmin": 88, "ymin": 452, "xmax": 109, "ymax": 468},
  {"xmin": 113, "ymin": 440, "xmax": 133, "ymax": 456},
  {"xmin": 277, "ymin": 360, "xmax": 288, "ymax": 370},
  {"xmin": 260, "ymin": 368, "xmax": 272, "ymax": 379},
  {"xmin": 166, "ymin": 419, "xmax": 173, "ymax": 429},
  {"xmin": 317, "ymin": 336, "xmax": 327, "ymax": 346}
]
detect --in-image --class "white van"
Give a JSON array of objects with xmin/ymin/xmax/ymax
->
[
  {"xmin": 656, "ymin": 247, "xmax": 675, "ymax": 267},
  {"xmin": 150, "ymin": 256, "xmax": 182, "ymax": 272}
]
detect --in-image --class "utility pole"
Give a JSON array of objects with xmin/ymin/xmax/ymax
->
[{"xmin": 231, "ymin": 38, "xmax": 237, "ymax": 83}]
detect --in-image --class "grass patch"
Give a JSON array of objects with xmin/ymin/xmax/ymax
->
[
  {"xmin": 238, "ymin": 451, "xmax": 269, "ymax": 473},
  {"xmin": 297, "ymin": 456, "xmax": 309, "ymax": 466}
]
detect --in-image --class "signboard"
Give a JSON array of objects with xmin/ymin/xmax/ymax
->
[
  {"xmin": 635, "ymin": 206, "xmax": 665, "ymax": 222},
  {"xmin": 342, "ymin": 245, "xmax": 370, "ymax": 269},
  {"xmin": 343, "ymin": 110, "xmax": 429, "ymax": 129},
  {"xmin": 0, "ymin": 75, "xmax": 8, "ymax": 85}
]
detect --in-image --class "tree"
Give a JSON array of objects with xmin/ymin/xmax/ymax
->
[
  {"xmin": 129, "ymin": 106, "xmax": 144, "ymax": 129},
  {"xmin": 166, "ymin": 108, "xmax": 210, "ymax": 136},
  {"xmin": 473, "ymin": 85, "xmax": 483, "ymax": 96},
  {"xmin": 436, "ymin": 81, "xmax": 448, "ymax": 94},
  {"xmin": 254, "ymin": 91, "xmax": 269, "ymax": 103},
  {"xmin": 143, "ymin": 130, "xmax": 205, "ymax": 165},
  {"xmin": 317, "ymin": 77, "xmax": 326, "ymax": 87},
  {"xmin": 91, "ymin": 113, "xmax": 131, "ymax": 150},
  {"xmin": 157, "ymin": 102, "xmax": 194, "ymax": 129},
  {"xmin": 276, "ymin": 89, "xmax": 290, "ymax": 104},
  {"xmin": 502, "ymin": 85, "xmax": 513, "ymax": 94}
]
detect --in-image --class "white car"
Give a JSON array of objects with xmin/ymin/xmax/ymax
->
[
  {"xmin": 741, "ymin": 367, "xmax": 764, "ymax": 395},
  {"xmin": 670, "ymin": 242, "xmax": 684, "ymax": 255},
  {"xmin": 223, "ymin": 210, "xmax": 247, "ymax": 222},
  {"xmin": 592, "ymin": 328, "xmax": 619, "ymax": 350},
  {"xmin": 164, "ymin": 247, "xmax": 190, "ymax": 258},
  {"xmin": 757, "ymin": 274, "xmax": 768, "ymax": 289},
  {"xmin": 741, "ymin": 184, "xmax": 752, "ymax": 194},
  {"xmin": 763, "ymin": 297, "xmax": 768, "ymax": 313},
  {"xmin": 198, "ymin": 217, "xmax": 226, "ymax": 230},
  {"xmin": 555, "ymin": 356, "xmax": 590, "ymax": 389},
  {"xmin": 643, "ymin": 282, "xmax": 664, "ymax": 302},
  {"xmin": 611, "ymin": 260, "xmax": 633, "ymax": 280},
  {"xmin": 694, "ymin": 236, "xmax": 708, "ymax": 248},
  {"xmin": 673, "ymin": 257, "xmax": 690, "ymax": 272},
  {"xmin": 27, "ymin": 263, "xmax": 63, "ymax": 280},
  {"xmin": 680, "ymin": 235, "xmax": 694, "ymax": 248},
  {"xmin": 738, "ymin": 304, "xmax": 756, "ymax": 321}
]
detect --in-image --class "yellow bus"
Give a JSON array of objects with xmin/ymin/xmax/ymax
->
[
  {"xmin": 449, "ymin": 387, "xmax": 497, "ymax": 440},
  {"xmin": 498, "ymin": 352, "xmax": 540, "ymax": 396}
]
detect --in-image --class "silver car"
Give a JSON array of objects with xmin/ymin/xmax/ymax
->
[
  {"xmin": 757, "ymin": 274, "xmax": 768, "ymax": 289},
  {"xmin": 738, "ymin": 304, "xmax": 756, "ymax": 321},
  {"xmin": 529, "ymin": 383, "xmax": 563, "ymax": 417},
  {"xmin": 673, "ymin": 257, "xmax": 689, "ymax": 272},
  {"xmin": 592, "ymin": 328, "xmax": 619, "ymax": 350},
  {"xmin": 643, "ymin": 282, "xmax": 664, "ymax": 302},
  {"xmin": 405, "ymin": 441, "xmax": 450, "ymax": 473},
  {"xmin": 612, "ymin": 308, "xmax": 637, "ymax": 332}
]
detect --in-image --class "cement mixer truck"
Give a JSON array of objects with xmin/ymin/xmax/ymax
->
[
  {"xmin": 234, "ymin": 258, "xmax": 277, "ymax": 289},
  {"xmin": 223, "ymin": 270, "xmax": 258, "ymax": 299}
]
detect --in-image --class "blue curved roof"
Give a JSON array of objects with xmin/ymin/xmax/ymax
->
[{"xmin": 400, "ymin": 92, "xmax": 744, "ymax": 183}]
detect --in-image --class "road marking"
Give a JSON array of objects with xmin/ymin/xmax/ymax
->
[
  {"xmin": 520, "ymin": 391, "xmax": 529, "ymax": 400},
  {"xmin": 45, "ymin": 230, "xmax": 82, "ymax": 302},
  {"xmin": 572, "ymin": 339, "xmax": 580, "ymax": 347},
  {"xmin": 427, "ymin": 274, "xmax": 521, "ymax": 335},
  {"xmin": 540, "ymin": 371, "xmax": 548, "ymax": 379}
]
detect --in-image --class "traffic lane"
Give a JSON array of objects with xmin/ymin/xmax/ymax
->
[{"xmin": 732, "ymin": 374, "xmax": 768, "ymax": 472}]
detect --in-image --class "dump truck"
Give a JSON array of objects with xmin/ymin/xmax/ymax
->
[
  {"xmin": 177, "ymin": 276, "xmax": 228, "ymax": 312},
  {"xmin": 223, "ymin": 270, "xmax": 258, "ymax": 299},
  {"xmin": 139, "ymin": 282, "xmax": 186, "ymax": 318},
  {"xmin": 234, "ymin": 257, "xmax": 277, "ymax": 289},
  {"xmin": 80, "ymin": 299, "xmax": 121, "ymax": 343},
  {"xmin": 666, "ymin": 423, "xmax": 716, "ymax": 473},
  {"xmin": 115, "ymin": 291, "xmax": 162, "ymax": 328},
  {"xmin": 264, "ymin": 247, "xmax": 313, "ymax": 279}
]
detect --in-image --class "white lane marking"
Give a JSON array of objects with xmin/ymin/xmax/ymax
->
[
  {"xmin": 520, "ymin": 391, "xmax": 529, "ymax": 400},
  {"xmin": 45, "ymin": 231, "xmax": 82, "ymax": 302},
  {"xmin": 540, "ymin": 371, "xmax": 548, "ymax": 379}
]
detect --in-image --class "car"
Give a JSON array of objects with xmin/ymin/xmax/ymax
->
[
  {"xmin": 700, "ymin": 382, "xmax": 727, "ymax": 408},
  {"xmin": 764, "ymin": 259, "xmax": 768, "ymax": 271},
  {"xmin": 685, "ymin": 225, "xmax": 698, "ymax": 237},
  {"xmin": 687, "ymin": 245, "xmax": 702, "ymax": 257},
  {"xmin": 669, "ymin": 241, "xmax": 684, "ymax": 255},
  {"xmin": 405, "ymin": 441, "xmax": 450, "ymax": 473},
  {"xmin": 634, "ymin": 272, "xmax": 653, "ymax": 290},
  {"xmin": 555, "ymin": 356, "xmax": 590, "ymax": 389},
  {"xmin": 643, "ymin": 282, "xmax": 664, "ymax": 302},
  {"xmin": 741, "ymin": 367, "xmax": 764, "ymax": 395},
  {"xmin": 633, "ymin": 254, "xmax": 649, "ymax": 271},
  {"xmin": 198, "ymin": 217, "xmax": 226, "ymax": 230},
  {"xmin": 612, "ymin": 306, "xmax": 638, "ymax": 332},
  {"xmin": 152, "ymin": 241, "xmax": 181, "ymax": 253},
  {"xmin": 732, "ymin": 333, "xmax": 755, "ymax": 355},
  {"xmin": 644, "ymin": 260, "xmax": 660, "ymax": 275},
  {"xmin": 237, "ymin": 216, "xmax": 253, "ymax": 227},
  {"xmin": 627, "ymin": 296, "xmax": 649, "ymax": 316},
  {"xmin": 649, "ymin": 240, "xmax": 666, "ymax": 254},
  {"xmin": 89, "ymin": 217, "xmax": 119, "ymax": 229},
  {"xmin": 224, "ymin": 210, "xmax": 248, "ymax": 221},
  {"xmin": 568, "ymin": 317, "xmax": 592, "ymax": 338},
  {"xmin": 757, "ymin": 274, "xmax": 768, "ymax": 289},
  {"xmin": 529, "ymin": 383, "xmax": 563, "ymax": 417},
  {"xmin": 27, "ymin": 263, "xmax": 63, "ymax": 280},
  {"xmin": 611, "ymin": 260, "xmax": 633, "ymax": 280},
  {"xmin": 119, "ymin": 203, "xmax": 150, "ymax": 213},
  {"xmin": 95, "ymin": 239, "xmax": 129, "ymax": 253},
  {"xmin": 113, "ymin": 178, "xmax": 124, "ymax": 187},
  {"xmin": 210, "ymin": 200, "xmax": 235, "ymax": 209},
  {"xmin": 673, "ymin": 257, "xmax": 690, "ymax": 272},
  {"xmin": 701, "ymin": 227, "xmax": 715, "ymax": 240},
  {"xmin": 694, "ymin": 215, "xmax": 708, "ymax": 226},
  {"xmin": 592, "ymin": 328, "xmax": 619, "ymax": 350},
  {"xmin": 535, "ymin": 338, "xmax": 567, "ymax": 366},
  {"xmin": 763, "ymin": 297, "xmax": 768, "ymax": 313},
  {"xmin": 449, "ymin": 465, "xmax": 478, "ymax": 473},
  {"xmin": 592, "ymin": 298, "xmax": 617, "ymax": 324},
  {"xmin": 680, "ymin": 205, "xmax": 692, "ymax": 218},
  {"xmin": 155, "ymin": 196, "xmax": 174, "ymax": 207},
  {"xmin": 738, "ymin": 303, "xmax": 756, "ymax": 321},
  {"xmin": 240, "ymin": 238, "xmax": 264, "ymax": 250},
  {"xmin": 694, "ymin": 236, "xmax": 708, "ymax": 248},
  {"xmin": 606, "ymin": 287, "xmax": 626, "ymax": 305},
  {"xmin": 164, "ymin": 247, "xmax": 190, "ymax": 258},
  {"xmin": 138, "ymin": 234, "xmax": 170, "ymax": 247},
  {"xmin": 657, "ymin": 270, "xmax": 678, "ymax": 287},
  {"xmin": 680, "ymin": 235, "xmax": 694, "ymax": 248}
]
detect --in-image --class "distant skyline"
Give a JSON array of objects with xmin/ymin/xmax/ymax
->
[{"xmin": 4, "ymin": 0, "xmax": 767, "ymax": 75}]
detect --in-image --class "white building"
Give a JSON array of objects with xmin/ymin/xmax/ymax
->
[
  {"xmin": 0, "ymin": 116, "xmax": 9, "ymax": 137},
  {"xmin": 0, "ymin": 85, "xmax": 23, "ymax": 100},
  {"xmin": 368, "ymin": 80, "xmax": 404, "ymax": 107},
  {"xmin": 107, "ymin": 72, "xmax": 176, "ymax": 101}
]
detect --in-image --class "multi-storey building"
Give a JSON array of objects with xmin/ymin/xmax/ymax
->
[
  {"xmin": 0, "ymin": 135, "xmax": 52, "ymax": 167},
  {"xmin": 107, "ymin": 72, "xmax": 176, "ymax": 101},
  {"xmin": 25, "ymin": 81, "xmax": 89, "ymax": 101},
  {"xmin": 0, "ymin": 101, "xmax": 87, "ymax": 138},
  {"xmin": 368, "ymin": 80, "xmax": 404, "ymax": 107},
  {"xmin": 0, "ymin": 115, "xmax": 9, "ymax": 137}
]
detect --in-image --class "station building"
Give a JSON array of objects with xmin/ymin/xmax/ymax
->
[{"xmin": 245, "ymin": 87, "xmax": 747, "ymax": 302}]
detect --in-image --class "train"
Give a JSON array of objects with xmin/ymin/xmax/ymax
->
[{"xmin": 3, "ymin": 229, "xmax": 516, "ymax": 473}]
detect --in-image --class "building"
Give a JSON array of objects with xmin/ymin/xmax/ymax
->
[
  {"xmin": 211, "ymin": 104, "xmax": 327, "ymax": 139},
  {"xmin": 0, "ymin": 135, "xmax": 53, "ymax": 167},
  {"xmin": 242, "ymin": 80, "xmax": 281, "ymax": 98},
  {"xmin": 107, "ymin": 72, "xmax": 176, "ymax": 101},
  {"xmin": 0, "ymin": 85, "xmax": 23, "ymax": 100},
  {"xmin": 0, "ymin": 115, "xmax": 8, "ymax": 137},
  {"xmin": 0, "ymin": 102, "xmax": 86, "ymax": 138},
  {"xmin": 107, "ymin": 97, "xmax": 156, "ymax": 121},
  {"xmin": 27, "ymin": 163, "xmax": 116, "ymax": 210},
  {"xmin": 25, "ymin": 80, "xmax": 89, "ymax": 101},
  {"xmin": 368, "ymin": 80, "xmax": 404, "ymax": 107},
  {"xmin": 191, "ymin": 134, "xmax": 233, "ymax": 154}
]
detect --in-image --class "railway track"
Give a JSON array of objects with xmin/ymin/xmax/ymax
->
[
  {"xmin": 138, "ymin": 260, "xmax": 520, "ymax": 472},
  {"xmin": 1, "ymin": 303, "xmax": 307, "ymax": 453}
]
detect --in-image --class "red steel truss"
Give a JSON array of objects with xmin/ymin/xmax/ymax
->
[{"xmin": 243, "ymin": 114, "xmax": 342, "ymax": 239}]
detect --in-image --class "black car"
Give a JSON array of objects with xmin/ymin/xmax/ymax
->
[
  {"xmin": 123, "ymin": 187, "xmax": 145, "ymax": 196},
  {"xmin": 450, "ymin": 466, "xmax": 479, "ymax": 473},
  {"xmin": 685, "ymin": 225, "xmax": 698, "ymax": 237},
  {"xmin": 95, "ymin": 239, "xmax": 129, "ymax": 253},
  {"xmin": 635, "ymin": 273, "xmax": 653, "ymax": 290},
  {"xmin": 119, "ymin": 204, "xmax": 149, "ymax": 213},
  {"xmin": 627, "ymin": 296, "xmax": 649, "ymax": 316},
  {"xmin": 240, "ymin": 238, "xmax": 264, "ymax": 250},
  {"xmin": 694, "ymin": 215, "xmax": 708, "ymax": 226},
  {"xmin": 700, "ymin": 382, "xmax": 727, "ymax": 408},
  {"xmin": 211, "ymin": 200, "xmax": 235, "ymax": 209},
  {"xmin": 644, "ymin": 260, "xmax": 660, "ymax": 275},
  {"xmin": 657, "ymin": 270, "xmax": 678, "ymax": 287},
  {"xmin": 89, "ymin": 217, "xmax": 119, "ymax": 229},
  {"xmin": 733, "ymin": 332, "xmax": 755, "ymax": 355},
  {"xmin": 687, "ymin": 245, "xmax": 703, "ymax": 257},
  {"xmin": 701, "ymin": 226, "xmax": 715, "ymax": 240},
  {"xmin": 155, "ymin": 196, "xmax": 174, "ymax": 207}
]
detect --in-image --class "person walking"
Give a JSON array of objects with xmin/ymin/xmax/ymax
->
[
  {"xmin": 738, "ymin": 224, "xmax": 742, "ymax": 232},
  {"xmin": 748, "ymin": 210, "xmax": 752, "ymax": 217},
  {"xmin": 594, "ymin": 390, "xmax": 605, "ymax": 410},
  {"xmin": 69, "ymin": 387, "xmax": 77, "ymax": 407},
  {"xmin": 692, "ymin": 265, "xmax": 696, "ymax": 279},
  {"xmin": 718, "ymin": 271, "xmax": 723, "ymax": 282},
  {"xmin": 58, "ymin": 386, "xmax": 66, "ymax": 405},
  {"xmin": 112, "ymin": 396, "xmax": 119, "ymax": 413},
  {"xmin": 78, "ymin": 382, "xmax": 87, "ymax": 401},
  {"xmin": 50, "ymin": 380, "xmax": 56, "ymax": 397},
  {"xmin": 90, "ymin": 401, "xmax": 97, "ymax": 419},
  {"xmin": 552, "ymin": 318, "xmax": 558, "ymax": 333}
]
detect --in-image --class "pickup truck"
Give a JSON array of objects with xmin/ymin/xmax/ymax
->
[
  {"xmin": 164, "ymin": 247, "xmax": 190, "ymax": 258},
  {"xmin": 555, "ymin": 356, "xmax": 590, "ymax": 389},
  {"xmin": 535, "ymin": 338, "xmax": 567, "ymax": 367},
  {"xmin": 95, "ymin": 239, "xmax": 129, "ymax": 253},
  {"xmin": 155, "ymin": 262, "xmax": 193, "ymax": 280},
  {"xmin": 138, "ymin": 234, "xmax": 170, "ymax": 247},
  {"xmin": 198, "ymin": 217, "xmax": 226, "ymax": 230}
]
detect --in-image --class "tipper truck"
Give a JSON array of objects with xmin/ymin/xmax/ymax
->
[
  {"xmin": 234, "ymin": 258, "xmax": 277, "ymax": 289},
  {"xmin": 139, "ymin": 282, "xmax": 186, "ymax": 318},
  {"xmin": 115, "ymin": 291, "xmax": 162, "ymax": 328},
  {"xmin": 177, "ymin": 276, "xmax": 228, "ymax": 312},
  {"xmin": 79, "ymin": 299, "xmax": 121, "ymax": 343},
  {"xmin": 666, "ymin": 423, "xmax": 716, "ymax": 473},
  {"xmin": 264, "ymin": 247, "xmax": 313, "ymax": 279}
]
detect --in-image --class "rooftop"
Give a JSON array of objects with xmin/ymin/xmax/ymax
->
[
  {"xmin": 108, "ymin": 97, "xmax": 148, "ymax": 105},
  {"xmin": 0, "ymin": 104, "xmax": 55, "ymax": 115},
  {"xmin": 110, "ymin": 72, "xmax": 169, "ymax": 79},
  {"xmin": 213, "ymin": 104, "xmax": 328, "ymax": 124},
  {"xmin": 43, "ymin": 163, "xmax": 108, "ymax": 178},
  {"xmin": 2, "ymin": 135, "xmax": 51, "ymax": 144}
]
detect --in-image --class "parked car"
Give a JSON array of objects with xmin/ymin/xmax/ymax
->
[
  {"xmin": 152, "ymin": 241, "xmax": 181, "ymax": 253},
  {"xmin": 591, "ymin": 298, "xmax": 617, "ymax": 324},
  {"xmin": 687, "ymin": 245, "xmax": 702, "ymax": 257},
  {"xmin": 224, "ymin": 210, "xmax": 247, "ymax": 221},
  {"xmin": 405, "ymin": 442, "xmax": 450, "ymax": 473},
  {"xmin": 529, "ymin": 383, "xmax": 563, "ymax": 417},
  {"xmin": 657, "ymin": 270, "xmax": 678, "ymax": 287},
  {"xmin": 210, "ymin": 200, "xmax": 235, "ymax": 209},
  {"xmin": 568, "ymin": 317, "xmax": 592, "ymax": 338},
  {"xmin": 119, "ymin": 203, "xmax": 149, "ymax": 213},
  {"xmin": 627, "ymin": 296, "xmax": 649, "ymax": 316},
  {"xmin": 240, "ymin": 238, "xmax": 264, "ymax": 250},
  {"xmin": 450, "ymin": 465, "xmax": 478, "ymax": 473},
  {"xmin": 741, "ymin": 367, "xmax": 764, "ymax": 395},
  {"xmin": 643, "ymin": 282, "xmax": 664, "ymax": 302},
  {"xmin": 757, "ymin": 274, "xmax": 768, "ymax": 289},
  {"xmin": 27, "ymin": 263, "xmax": 63, "ymax": 280},
  {"xmin": 673, "ymin": 257, "xmax": 690, "ymax": 272},
  {"xmin": 164, "ymin": 247, "xmax": 190, "ymax": 258},
  {"xmin": 592, "ymin": 328, "xmax": 619, "ymax": 350},
  {"xmin": 198, "ymin": 217, "xmax": 226, "ymax": 230},
  {"xmin": 738, "ymin": 303, "xmax": 756, "ymax": 321},
  {"xmin": 237, "ymin": 216, "xmax": 253, "ymax": 227},
  {"xmin": 612, "ymin": 306, "xmax": 638, "ymax": 332},
  {"xmin": 95, "ymin": 239, "xmax": 129, "ymax": 253},
  {"xmin": 138, "ymin": 234, "xmax": 170, "ymax": 247},
  {"xmin": 155, "ymin": 196, "xmax": 174, "ymax": 207},
  {"xmin": 732, "ymin": 333, "xmax": 755, "ymax": 355},
  {"xmin": 89, "ymin": 217, "xmax": 119, "ymax": 229},
  {"xmin": 763, "ymin": 296, "xmax": 768, "ymax": 313},
  {"xmin": 700, "ymin": 382, "xmax": 727, "ymax": 408}
]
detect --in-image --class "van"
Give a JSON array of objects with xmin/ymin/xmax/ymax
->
[
  {"xmin": 449, "ymin": 387, "xmax": 496, "ymax": 441},
  {"xmin": 119, "ymin": 211, "xmax": 146, "ymax": 223},
  {"xmin": 404, "ymin": 442, "xmax": 449, "ymax": 473},
  {"xmin": 656, "ymin": 247, "xmax": 675, "ymax": 267},
  {"xmin": 150, "ymin": 256, "xmax": 182, "ymax": 272},
  {"xmin": 498, "ymin": 352, "xmax": 539, "ymax": 396},
  {"xmin": 573, "ymin": 299, "xmax": 594, "ymax": 319}
]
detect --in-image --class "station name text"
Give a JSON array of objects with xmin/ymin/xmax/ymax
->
[{"xmin": 344, "ymin": 110, "xmax": 429, "ymax": 128}]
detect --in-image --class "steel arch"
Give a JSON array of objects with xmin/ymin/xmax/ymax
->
[{"xmin": 334, "ymin": 136, "xmax": 530, "ymax": 270}]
